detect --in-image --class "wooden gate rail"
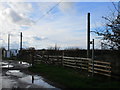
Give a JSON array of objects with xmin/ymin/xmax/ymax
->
[
  {"xmin": 35, "ymin": 55, "xmax": 111, "ymax": 77},
  {"xmin": 88, "ymin": 60, "xmax": 111, "ymax": 77}
]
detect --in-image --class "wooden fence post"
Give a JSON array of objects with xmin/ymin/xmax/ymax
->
[
  {"xmin": 108, "ymin": 64, "xmax": 111, "ymax": 77},
  {"xmin": 47, "ymin": 54, "xmax": 49, "ymax": 63},
  {"xmin": 92, "ymin": 39, "xmax": 94, "ymax": 76},
  {"xmin": 31, "ymin": 50, "xmax": 34, "ymax": 67},
  {"xmin": 62, "ymin": 51, "xmax": 64, "ymax": 66},
  {"xmin": 30, "ymin": 53, "xmax": 32, "ymax": 66},
  {"xmin": 80, "ymin": 58, "xmax": 82, "ymax": 70},
  {"xmin": 88, "ymin": 58, "xmax": 91, "ymax": 76},
  {"xmin": 75, "ymin": 57, "xmax": 77, "ymax": 69},
  {"xmin": 57, "ymin": 51, "xmax": 59, "ymax": 65}
]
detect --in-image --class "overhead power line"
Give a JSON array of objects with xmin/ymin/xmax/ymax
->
[{"xmin": 34, "ymin": 1, "xmax": 62, "ymax": 24}]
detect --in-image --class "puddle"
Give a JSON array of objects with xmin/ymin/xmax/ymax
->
[
  {"xmin": 1, "ymin": 62, "xmax": 8, "ymax": 65},
  {"xmin": 5, "ymin": 70, "xmax": 56, "ymax": 88},
  {"xmin": 18, "ymin": 61, "xmax": 29, "ymax": 65},
  {"xmin": 6, "ymin": 70, "xmax": 26, "ymax": 77},
  {"xmin": 2, "ymin": 65, "xmax": 14, "ymax": 68},
  {"xmin": 1, "ymin": 61, "xmax": 14, "ymax": 68},
  {"xmin": 2, "ymin": 76, "xmax": 18, "ymax": 89},
  {"xmin": 19, "ymin": 75, "xmax": 55, "ymax": 88},
  {"xmin": 18, "ymin": 61, "xmax": 32, "ymax": 67},
  {"xmin": 1, "ymin": 61, "xmax": 58, "ymax": 89}
]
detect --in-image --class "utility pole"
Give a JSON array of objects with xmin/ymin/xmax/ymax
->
[
  {"xmin": 19, "ymin": 32, "xmax": 23, "ymax": 61},
  {"xmin": 7, "ymin": 34, "xmax": 11, "ymax": 58},
  {"xmin": 8, "ymin": 34, "xmax": 10, "ymax": 51},
  {"xmin": 87, "ymin": 13, "xmax": 90, "ymax": 58},
  {"xmin": 20, "ymin": 32, "xmax": 22, "ymax": 50}
]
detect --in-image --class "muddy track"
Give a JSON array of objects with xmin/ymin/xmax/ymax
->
[{"xmin": 1, "ymin": 60, "xmax": 60, "ymax": 90}]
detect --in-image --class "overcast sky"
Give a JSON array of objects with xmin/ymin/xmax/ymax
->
[{"xmin": 0, "ymin": 1, "xmax": 119, "ymax": 50}]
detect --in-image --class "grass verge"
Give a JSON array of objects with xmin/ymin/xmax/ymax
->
[{"xmin": 28, "ymin": 63, "xmax": 120, "ymax": 88}]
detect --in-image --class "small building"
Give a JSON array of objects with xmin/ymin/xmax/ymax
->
[
  {"xmin": 10, "ymin": 49, "xmax": 19, "ymax": 57},
  {"xmin": 1, "ymin": 47, "xmax": 6, "ymax": 58},
  {"xmin": 1, "ymin": 48, "xmax": 19, "ymax": 58}
]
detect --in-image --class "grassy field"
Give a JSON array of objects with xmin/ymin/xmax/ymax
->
[{"xmin": 28, "ymin": 63, "xmax": 120, "ymax": 88}]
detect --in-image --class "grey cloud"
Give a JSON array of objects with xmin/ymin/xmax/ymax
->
[{"xmin": 3, "ymin": 8, "xmax": 34, "ymax": 26}]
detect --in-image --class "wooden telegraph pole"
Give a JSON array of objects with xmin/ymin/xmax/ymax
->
[
  {"xmin": 20, "ymin": 32, "xmax": 22, "ymax": 51},
  {"xmin": 87, "ymin": 13, "xmax": 90, "ymax": 58},
  {"xmin": 8, "ymin": 34, "xmax": 10, "ymax": 51},
  {"xmin": 19, "ymin": 32, "xmax": 23, "ymax": 61},
  {"xmin": 7, "ymin": 34, "xmax": 11, "ymax": 58}
]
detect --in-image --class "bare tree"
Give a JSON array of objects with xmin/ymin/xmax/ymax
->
[{"xmin": 93, "ymin": 2, "xmax": 120, "ymax": 50}]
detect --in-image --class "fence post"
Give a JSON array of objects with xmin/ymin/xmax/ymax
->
[
  {"xmin": 30, "ymin": 53, "xmax": 32, "ymax": 66},
  {"xmin": 62, "ymin": 51, "xmax": 64, "ymax": 66},
  {"xmin": 75, "ymin": 57, "xmax": 77, "ymax": 69},
  {"xmin": 31, "ymin": 49, "xmax": 35, "ymax": 67},
  {"xmin": 47, "ymin": 54, "xmax": 49, "ymax": 63},
  {"xmin": 8, "ymin": 61, "xmax": 10, "ymax": 69},
  {"xmin": 92, "ymin": 39, "xmax": 94, "ymax": 76},
  {"xmin": 88, "ymin": 58, "xmax": 90, "ymax": 73},
  {"xmin": 57, "ymin": 51, "xmax": 59, "ymax": 65},
  {"xmin": 108, "ymin": 63, "xmax": 111, "ymax": 77}
]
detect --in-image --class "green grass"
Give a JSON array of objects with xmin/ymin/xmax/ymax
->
[{"xmin": 28, "ymin": 63, "xmax": 120, "ymax": 88}]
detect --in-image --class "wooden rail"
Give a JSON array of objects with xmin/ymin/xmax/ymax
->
[
  {"xmin": 63, "ymin": 57, "xmax": 89, "ymax": 70},
  {"xmin": 35, "ymin": 55, "xmax": 111, "ymax": 77},
  {"xmin": 88, "ymin": 60, "xmax": 111, "ymax": 77}
]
